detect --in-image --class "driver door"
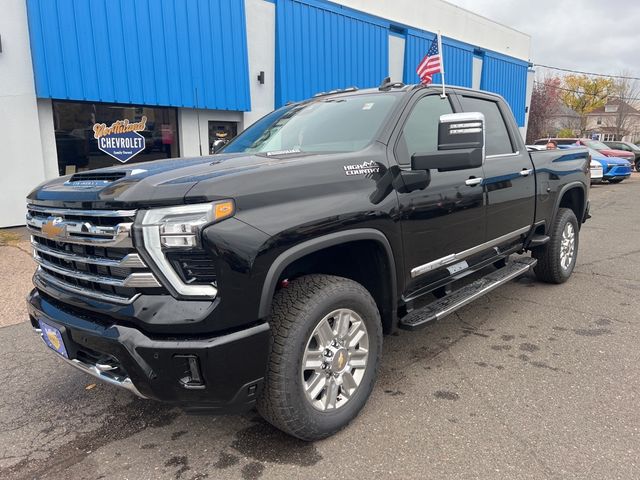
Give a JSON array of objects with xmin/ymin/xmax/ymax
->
[{"xmin": 392, "ymin": 93, "xmax": 486, "ymax": 297}]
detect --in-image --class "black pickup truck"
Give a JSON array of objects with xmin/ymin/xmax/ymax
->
[{"xmin": 26, "ymin": 81, "xmax": 590, "ymax": 441}]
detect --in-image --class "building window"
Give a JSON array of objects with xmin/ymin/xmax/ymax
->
[
  {"xmin": 596, "ymin": 116, "xmax": 602, "ymax": 125},
  {"xmin": 52, "ymin": 101, "xmax": 179, "ymax": 176}
]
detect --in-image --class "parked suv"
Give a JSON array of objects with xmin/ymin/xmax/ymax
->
[
  {"xmin": 604, "ymin": 141, "xmax": 640, "ymax": 172},
  {"xmin": 27, "ymin": 81, "xmax": 590, "ymax": 440}
]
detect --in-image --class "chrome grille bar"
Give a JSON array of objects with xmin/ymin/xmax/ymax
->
[
  {"xmin": 26, "ymin": 215, "xmax": 133, "ymax": 248},
  {"xmin": 31, "ymin": 240, "xmax": 146, "ymax": 268},
  {"xmin": 34, "ymin": 254, "xmax": 161, "ymax": 288},
  {"xmin": 27, "ymin": 205, "xmax": 137, "ymax": 218},
  {"xmin": 34, "ymin": 269, "xmax": 138, "ymax": 305}
]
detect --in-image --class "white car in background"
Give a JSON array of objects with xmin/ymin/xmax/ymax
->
[
  {"xmin": 527, "ymin": 144, "xmax": 603, "ymax": 183},
  {"xmin": 590, "ymin": 158, "xmax": 603, "ymax": 183},
  {"xmin": 526, "ymin": 145, "xmax": 546, "ymax": 151}
]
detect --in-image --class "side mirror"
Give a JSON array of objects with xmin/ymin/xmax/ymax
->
[{"xmin": 412, "ymin": 112, "xmax": 485, "ymax": 172}]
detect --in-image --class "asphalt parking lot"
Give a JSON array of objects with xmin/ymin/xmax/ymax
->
[{"xmin": 1, "ymin": 175, "xmax": 639, "ymax": 480}]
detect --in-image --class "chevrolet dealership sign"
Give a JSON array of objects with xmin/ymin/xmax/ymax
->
[{"xmin": 93, "ymin": 116, "xmax": 147, "ymax": 163}]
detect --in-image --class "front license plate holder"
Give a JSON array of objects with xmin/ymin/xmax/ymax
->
[{"xmin": 39, "ymin": 320, "xmax": 69, "ymax": 358}]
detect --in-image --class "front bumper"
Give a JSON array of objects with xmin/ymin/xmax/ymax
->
[
  {"xmin": 28, "ymin": 289, "xmax": 271, "ymax": 411},
  {"xmin": 603, "ymin": 164, "xmax": 632, "ymax": 179}
]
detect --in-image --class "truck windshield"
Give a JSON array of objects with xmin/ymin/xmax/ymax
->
[{"xmin": 222, "ymin": 94, "xmax": 398, "ymax": 154}]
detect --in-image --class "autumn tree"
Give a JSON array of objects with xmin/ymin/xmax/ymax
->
[
  {"xmin": 526, "ymin": 75, "xmax": 561, "ymax": 143},
  {"xmin": 560, "ymin": 74, "xmax": 612, "ymax": 136}
]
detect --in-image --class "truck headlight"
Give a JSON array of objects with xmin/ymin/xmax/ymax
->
[{"xmin": 138, "ymin": 201, "xmax": 234, "ymax": 297}]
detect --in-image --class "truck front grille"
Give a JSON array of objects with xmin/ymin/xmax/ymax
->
[{"xmin": 27, "ymin": 205, "xmax": 162, "ymax": 304}]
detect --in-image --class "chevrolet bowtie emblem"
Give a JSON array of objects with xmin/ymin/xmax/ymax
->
[
  {"xmin": 41, "ymin": 217, "xmax": 66, "ymax": 239},
  {"xmin": 337, "ymin": 351, "xmax": 346, "ymax": 370}
]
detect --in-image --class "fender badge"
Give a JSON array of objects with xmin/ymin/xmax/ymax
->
[{"xmin": 344, "ymin": 161, "xmax": 380, "ymax": 176}]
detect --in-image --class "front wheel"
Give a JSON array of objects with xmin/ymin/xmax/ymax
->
[
  {"xmin": 257, "ymin": 274, "xmax": 382, "ymax": 441},
  {"xmin": 608, "ymin": 178, "xmax": 624, "ymax": 184},
  {"xmin": 532, "ymin": 208, "xmax": 579, "ymax": 284}
]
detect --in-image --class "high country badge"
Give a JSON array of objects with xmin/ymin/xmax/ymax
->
[
  {"xmin": 93, "ymin": 116, "xmax": 147, "ymax": 163},
  {"xmin": 343, "ymin": 161, "xmax": 380, "ymax": 176}
]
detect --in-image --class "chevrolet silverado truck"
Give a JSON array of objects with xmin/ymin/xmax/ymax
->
[{"xmin": 26, "ymin": 80, "xmax": 590, "ymax": 441}]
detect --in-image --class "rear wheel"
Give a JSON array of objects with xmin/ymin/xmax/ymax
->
[
  {"xmin": 532, "ymin": 208, "xmax": 579, "ymax": 284},
  {"xmin": 635, "ymin": 160, "xmax": 640, "ymax": 173},
  {"xmin": 257, "ymin": 274, "xmax": 382, "ymax": 441}
]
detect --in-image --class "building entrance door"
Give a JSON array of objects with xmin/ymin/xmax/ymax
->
[{"xmin": 209, "ymin": 121, "xmax": 238, "ymax": 153}]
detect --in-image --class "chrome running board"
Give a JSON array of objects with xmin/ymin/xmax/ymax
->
[{"xmin": 400, "ymin": 257, "xmax": 537, "ymax": 330}]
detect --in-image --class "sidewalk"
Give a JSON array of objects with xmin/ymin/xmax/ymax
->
[{"xmin": 0, "ymin": 227, "xmax": 33, "ymax": 327}]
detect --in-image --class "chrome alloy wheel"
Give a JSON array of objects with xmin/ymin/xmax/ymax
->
[
  {"xmin": 560, "ymin": 222, "xmax": 576, "ymax": 270},
  {"xmin": 301, "ymin": 309, "xmax": 369, "ymax": 411}
]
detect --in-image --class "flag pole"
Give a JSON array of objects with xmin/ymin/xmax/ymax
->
[{"xmin": 438, "ymin": 31, "xmax": 446, "ymax": 98}]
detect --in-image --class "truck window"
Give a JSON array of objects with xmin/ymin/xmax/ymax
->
[
  {"xmin": 395, "ymin": 95, "xmax": 453, "ymax": 165},
  {"xmin": 459, "ymin": 96, "xmax": 514, "ymax": 156}
]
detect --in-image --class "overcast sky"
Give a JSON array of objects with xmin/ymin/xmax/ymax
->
[{"xmin": 446, "ymin": 0, "xmax": 640, "ymax": 78}]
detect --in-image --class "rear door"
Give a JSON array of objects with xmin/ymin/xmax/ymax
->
[
  {"xmin": 458, "ymin": 93, "xmax": 535, "ymax": 241},
  {"xmin": 391, "ymin": 92, "xmax": 486, "ymax": 295}
]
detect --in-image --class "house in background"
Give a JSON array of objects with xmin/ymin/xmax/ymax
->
[
  {"xmin": 585, "ymin": 100, "xmax": 640, "ymax": 142},
  {"xmin": 547, "ymin": 104, "xmax": 581, "ymax": 137}
]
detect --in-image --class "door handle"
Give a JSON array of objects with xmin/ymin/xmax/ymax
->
[
  {"xmin": 465, "ymin": 177, "xmax": 483, "ymax": 186},
  {"xmin": 520, "ymin": 168, "xmax": 533, "ymax": 176}
]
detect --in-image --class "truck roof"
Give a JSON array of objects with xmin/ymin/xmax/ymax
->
[{"xmin": 305, "ymin": 82, "xmax": 504, "ymax": 103}]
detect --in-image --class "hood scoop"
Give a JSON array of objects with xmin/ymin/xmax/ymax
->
[{"xmin": 66, "ymin": 171, "xmax": 127, "ymax": 187}]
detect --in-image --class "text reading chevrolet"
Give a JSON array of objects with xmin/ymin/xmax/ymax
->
[{"xmin": 26, "ymin": 81, "xmax": 590, "ymax": 440}]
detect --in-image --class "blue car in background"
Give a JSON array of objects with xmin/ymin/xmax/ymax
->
[
  {"xmin": 556, "ymin": 144, "xmax": 632, "ymax": 183},
  {"xmin": 588, "ymin": 148, "xmax": 632, "ymax": 183}
]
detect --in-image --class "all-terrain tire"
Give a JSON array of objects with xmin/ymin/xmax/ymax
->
[
  {"xmin": 257, "ymin": 274, "xmax": 382, "ymax": 441},
  {"xmin": 532, "ymin": 207, "xmax": 579, "ymax": 284}
]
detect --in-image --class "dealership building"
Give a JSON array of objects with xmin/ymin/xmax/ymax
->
[{"xmin": 0, "ymin": 0, "xmax": 532, "ymax": 227}]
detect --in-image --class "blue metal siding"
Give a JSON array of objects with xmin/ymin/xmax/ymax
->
[
  {"xmin": 403, "ymin": 33, "xmax": 473, "ymax": 88},
  {"xmin": 26, "ymin": 0, "xmax": 251, "ymax": 111},
  {"xmin": 480, "ymin": 52, "xmax": 528, "ymax": 127},
  {"xmin": 275, "ymin": 0, "xmax": 389, "ymax": 106}
]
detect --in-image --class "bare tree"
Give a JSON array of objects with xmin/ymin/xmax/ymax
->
[
  {"xmin": 526, "ymin": 75, "xmax": 561, "ymax": 143},
  {"xmin": 603, "ymin": 71, "xmax": 640, "ymax": 140}
]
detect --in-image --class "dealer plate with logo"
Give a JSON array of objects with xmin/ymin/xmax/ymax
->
[{"xmin": 39, "ymin": 321, "xmax": 68, "ymax": 358}]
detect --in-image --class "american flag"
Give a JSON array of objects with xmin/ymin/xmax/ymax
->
[{"xmin": 416, "ymin": 36, "xmax": 441, "ymax": 84}]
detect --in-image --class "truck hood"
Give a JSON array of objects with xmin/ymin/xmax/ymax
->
[{"xmin": 27, "ymin": 153, "xmax": 307, "ymax": 208}]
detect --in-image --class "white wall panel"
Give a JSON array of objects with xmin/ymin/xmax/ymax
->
[{"xmin": 0, "ymin": 0, "xmax": 47, "ymax": 227}]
